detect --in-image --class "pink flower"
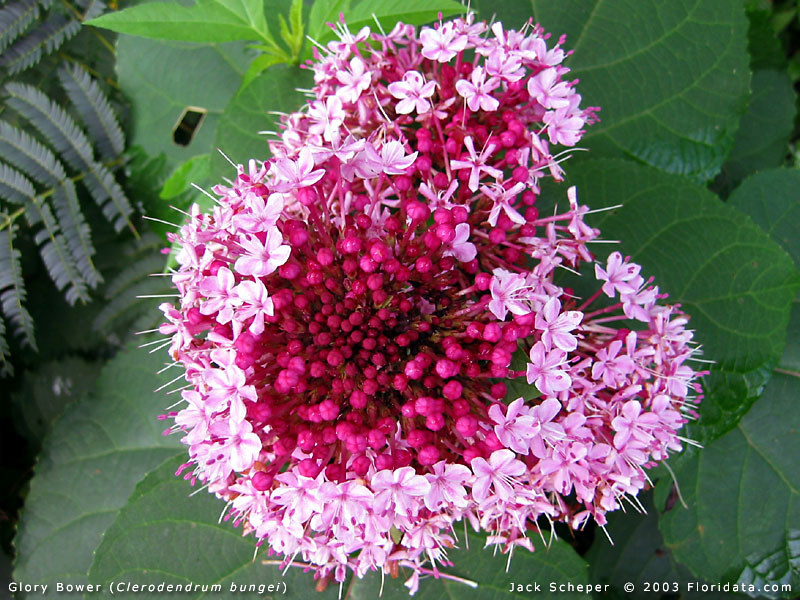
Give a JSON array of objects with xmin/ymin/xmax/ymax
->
[
  {"xmin": 307, "ymin": 96, "xmax": 345, "ymax": 142},
  {"xmin": 423, "ymin": 462, "xmax": 471, "ymax": 511},
  {"xmin": 377, "ymin": 140, "xmax": 418, "ymax": 175},
  {"xmin": 527, "ymin": 67, "xmax": 573, "ymax": 109},
  {"xmin": 488, "ymin": 268, "xmax": 533, "ymax": 320},
  {"xmin": 470, "ymin": 449, "xmax": 526, "ymax": 502},
  {"xmin": 535, "ymin": 297, "xmax": 583, "ymax": 352},
  {"xmin": 420, "ymin": 22, "xmax": 467, "ymax": 62},
  {"xmin": 595, "ymin": 251, "xmax": 643, "ymax": 298},
  {"xmin": 489, "ymin": 398, "xmax": 537, "ymax": 455},
  {"xmin": 198, "ymin": 267, "xmax": 238, "ymax": 324},
  {"xmin": 455, "ymin": 66, "xmax": 501, "ymax": 112},
  {"xmin": 443, "ymin": 223, "xmax": 476, "ymax": 262},
  {"xmin": 543, "ymin": 105, "xmax": 586, "ymax": 146},
  {"xmin": 482, "ymin": 181, "xmax": 526, "ymax": 227},
  {"xmin": 388, "ymin": 70, "xmax": 436, "ymax": 115},
  {"xmin": 234, "ymin": 229, "xmax": 291, "ymax": 277},
  {"xmin": 270, "ymin": 148, "xmax": 325, "ymax": 192},
  {"xmin": 335, "ymin": 56, "xmax": 371, "ymax": 104},
  {"xmin": 234, "ymin": 278, "xmax": 274, "ymax": 335},
  {"xmin": 526, "ymin": 342, "xmax": 571, "ymax": 395},
  {"xmin": 450, "ymin": 136, "xmax": 502, "ymax": 192},
  {"xmin": 233, "ymin": 191, "xmax": 284, "ymax": 233},
  {"xmin": 371, "ymin": 467, "xmax": 431, "ymax": 516}
]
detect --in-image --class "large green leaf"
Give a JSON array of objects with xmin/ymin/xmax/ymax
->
[
  {"xmin": 656, "ymin": 366, "xmax": 800, "ymax": 596},
  {"xmin": 512, "ymin": 0, "xmax": 751, "ymax": 183},
  {"xmin": 10, "ymin": 357, "xmax": 101, "ymax": 447},
  {"xmin": 89, "ymin": 454, "xmax": 330, "ymax": 599},
  {"xmin": 587, "ymin": 492, "xmax": 759, "ymax": 599},
  {"xmin": 90, "ymin": 456, "xmax": 591, "ymax": 599},
  {"xmin": 342, "ymin": 0, "xmax": 465, "ymax": 37},
  {"xmin": 308, "ymin": 0, "xmax": 465, "ymax": 48},
  {"xmin": 209, "ymin": 65, "xmax": 311, "ymax": 180},
  {"xmin": 87, "ymin": 0, "xmax": 275, "ymax": 44},
  {"xmin": 558, "ymin": 159, "xmax": 799, "ymax": 443},
  {"xmin": 728, "ymin": 168, "xmax": 800, "ymax": 269},
  {"xmin": 12, "ymin": 345, "xmax": 182, "ymax": 593},
  {"xmin": 719, "ymin": 71, "xmax": 796, "ymax": 187},
  {"xmin": 116, "ymin": 35, "xmax": 250, "ymax": 166}
]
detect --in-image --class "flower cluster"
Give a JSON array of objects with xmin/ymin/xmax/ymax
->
[{"xmin": 158, "ymin": 14, "xmax": 702, "ymax": 594}]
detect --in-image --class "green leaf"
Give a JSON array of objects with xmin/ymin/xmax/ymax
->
[
  {"xmin": 523, "ymin": 0, "xmax": 751, "ymax": 183},
  {"xmin": 745, "ymin": 8, "xmax": 787, "ymax": 71},
  {"xmin": 210, "ymin": 64, "xmax": 311, "ymax": 180},
  {"xmin": 90, "ymin": 454, "xmax": 591, "ymax": 599},
  {"xmin": 657, "ymin": 366, "xmax": 800, "ymax": 596},
  {"xmin": 728, "ymin": 168, "xmax": 800, "ymax": 269},
  {"xmin": 241, "ymin": 52, "xmax": 285, "ymax": 88},
  {"xmin": 343, "ymin": 0, "xmax": 465, "ymax": 34},
  {"xmin": 727, "ymin": 166, "xmax": 800, "ymax": 381},
  {"xmin": 87, "ymin": 0, "xmax": 276, "ymax": 45},
  {"xmin": 587, "ymin": 492, "xmax": 760, "ymax": 599},
  {"xmin": 278, "ymin": 0, "xmax": 304, "ymax": 59},
  {"xmin": 557, "ymin": 158, "xmax": 800, "ymax": 443},
  {"xmin": 13, "ymin": 344, "xmax": 182, "ymax": 592},
  {"xmin": 89, "ymin": 454, "xmax": 334, "ymax": 600},
  {"xmin": 503, "ymin": 376, "xmax": 540, "ymax": 404},
  {"xmin": 307, "ymin": 0, "xmax": 351, "ymax": 46},
  {"xmin": 718, "ymin": 70, "xmax": 796, "ymax": 187},
  {"xmin": 160, "ymin": 153, "xmax": 211, "ymax": 200},
  {"xmin": 309, "ymin": 0, "xmax": 465, "ymax": 48},
  {"xmin": 116, "ymin": 35, "xmax": 250, "ymax": 167},
  {"xmin": 10, "ymin": 357, "xmax": 101, "ymax": 446}
]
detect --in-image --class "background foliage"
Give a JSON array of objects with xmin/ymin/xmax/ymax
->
[{"xmin": 3, "ymin": 0, "xmax": 800, "ymax": 598}]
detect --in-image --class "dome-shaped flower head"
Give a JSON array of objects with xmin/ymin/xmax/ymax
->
[{"xmin": 159, "ymin": 12, "xmax": 703, "ymax": 595}]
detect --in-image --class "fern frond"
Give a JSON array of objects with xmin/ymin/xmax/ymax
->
[
  {"xmin": 5, "ymin": 83, "xmax": 137, "ymax": 233},
  {"xmin": 0, "ymin": 160, "xmax": 37, "ymax": 203},
  {"xmin": 0, "ymin": 0, "xmax": 41, "ymax": 53},
  {"xmin": 52, "ymin": 178, "xmax": 101, "ymax": 288},
  {"xmin": 0, "ymin": 224, "xmax": 37, "ymax": 350},
  {"xmin": 0, "ymin": 12, "xmax": 79, "ymax": 75},
  {"xmin": 85, "ymin": 162, "xmax": 136, "ymax": 233},
  {"xmin": 57, "ymin": 64, "xmax": 124, "ymax": 160},
  {"xmin": 0, "ymin": 310, "xmax": 10, "ymax": 376},
  {"xmin": 0, "ymin": 120, "xmax": 67, "ymax": 187},
  {"xmin": 5, "ymin": 82, "xmax": 95, "ymax": 170},
  {"xmin": 80, "ymin": 0, "xmax": 105, "ymax": 21},
  {"xmin": 29, "ymin": 199, "xmax": 90, "ymax": 304}
]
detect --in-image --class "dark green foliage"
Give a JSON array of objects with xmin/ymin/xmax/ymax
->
[{"xmin": 0, "ymin": 0, "xmax": 138, "ymax": 372}]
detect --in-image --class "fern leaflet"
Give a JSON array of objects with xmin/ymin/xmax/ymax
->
[
  {"xmin": 0, "ymin": 120, "xmax": 67, "ymax": 187},
  {"xmin": 0, "ymin": 12, "xmax": 79, "ymax": 75},
  {"xmin": 27, "ymin": 199, "xmax": 90, "ymax": 305},
  {"xmin": 0, "ymin": 0, "xmax": 41, "ymax": 53},
  {"xmin": 86, "ymin": 162, "xmax": 136, "ymax": 233},
  {"xmin": 5, "ymin": 82, "xmax": 95, "ymax": 169},
  {"xmin": 58, "ymin": 64, "xmax": 124, "ymax": 160},
  {"xmin": 0, "ymin": 160, "xmax": 37, "ymax": 203},
  {"xmin": 52, "ymin": 179, "xmax": 101, "ymax": 288},
  {"xmin": 0, "ymin": 224, "xmax": 37, "ymax": 351},
  {"xmin": 5, "ymin": 83, "xmax": 136, "ymax": 233}
]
